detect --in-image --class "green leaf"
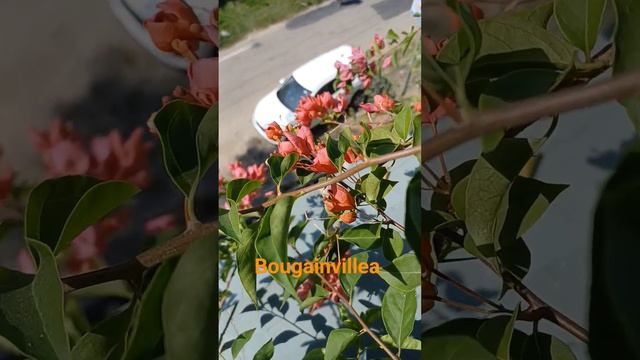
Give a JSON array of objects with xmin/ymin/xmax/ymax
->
[
  {"xmin": 465, "ymin": 139, "xmax": 537, "ymax": 270},
  {"xmin": 299, "ymin": 284, "xmax": 330, "ymax": 309},
  {"xmin": 25, "ymin": 176, "xmax": 138, "ymax": 254},
  {"xmin": 382, "ymin": 287, "xmax": 416, "ymax": 351},
  {"xmin": 237, "ymin": 228, "xmax": 258, "ymax": 305},
  {"xmin": 521, "ymin": 333, "xmax": 577, "ymax": 360},
  {"xmin": 379, "ymin": 252, "xmax": 421, "ymax": 291},
  {"xmin": 380, "ymin": 335, "xmax": 421, "ymax": 350},
  {"xmin": 162, "ymin": 236, "xmax": 216, "ymax": 359},
  {"xmin": 339, "ymin": 252, "xmax": 369, "ymax": 298},
  {"xmin": 324, "ymin": 328, "xmax": 357, "ymax": 360},
  {"xmin": 197, "ymin": 105, "xmax": 218, "ymax": 179},
  {"xmin": 497, "ymin": 237, "xmax": 531, "ymax": 280},
  {"xmin": 590, "ymin": 142, "xmax": 640, "ymax": 358},
  {"xmin": 267, "ymin": 153, "xmax": 299, "ymax": 187},
  {"xmin": 122, "ymin": 260, "xmax": 176, "ymax": 360},
  {"xmin": 554, "ymin": 0, "xmax": 606, "ymax": 57},
  {"xmin": 495, "ymin": 177, "xmax": 568, "ymax": 247},
  {"xmin": 614, "ymin": 0, "xmax": 640, "ymax": 132},
  {"xmin": 422, "ymin": 319, "xmax": 494, "ymax": 360},
  {"xmin": 226, "ymin": 179, "xmax": 262, "ymax": 204},
  {"xmin": 253, "ymin": 339, "xmax": 274, "ymax": 360},
  {"xmin": 444, "ymin": 16, "xmax": 575, "ymax": 69},
  {"xmin": 231, "ymin": 328, "xmax": 255, "ymax": 359},
  {"xmin": 326, "ymin": 136, "xmax": 345, "ymax": 170},
  {"xmin": 339, "ymin": 223, "xmax": 381, "ymax": 249},
  {"xmin": 0, "ymin": 240, "xmax": 70, "ymax": 360},
  {"xmin": 381, "ymin": 228, "xmax": 404, "ymax": 260},
  {"xmin": 288, "ymin": 218, "xmax": 308, "ymax": 246},
  {"xmin": 403, "ymin": 172, "xmax": 421, "ymax": 252},
  {"xmin": 255, "ymin": 198, "xmax": 300, "ymax": 301},
  {"xmin": 219, "ymin": 200, "xmax": 243, "ymax": 242},
  {"xmin": 151, "ymin": 100, "xmax": 215, "ymax": 197},
  {"xmin": 512, "ymin": 2, "xmax": 554, "ymax": 27},
  {"xmin": 71, "ymin": 305, "xmax": 133, "ymax": 359},
  {"xmin": 302, "ymin": 348, "xmax": 324, "ymax": 359},
  {"xmin": 393, "ymin": 106, "xmax": 412, "ymax": 139}
]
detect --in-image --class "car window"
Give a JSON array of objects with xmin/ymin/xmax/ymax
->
[
  {"xmin": 276, "ymin": 76, "xmax": 312, "ymax": 111},
  {"xmin": 316, "ymin": 81, "xmax": 335, "ymax": 96}
]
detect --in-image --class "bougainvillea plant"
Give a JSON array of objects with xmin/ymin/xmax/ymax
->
[
  {"xmin": 218, "ymin": 29, "xmax": 421, "ymax": 359},
  {"xmin": 0, "ymin": 0, "xmax": 217, "ymax": 359},
  {"xmin": 423, "ymin": 0, "xmax": 640, "ymax": 359}
]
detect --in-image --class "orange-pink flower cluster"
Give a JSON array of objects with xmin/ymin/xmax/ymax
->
[
  {"xmin": 360, "ymin": 94, "xmax": 396, "ymax": 113},
  {"xmin": 30, "ymin": 120, "xmax": 153, "ymax": 188},
  {"xmin": 222, "ymin": 161, "xmax": 268, "ymax": 208},
  {"xmin": 294, "ymin": 92, "xmax": 347, "ymax": 127},
  {"xmin": 323, "ymin": 184, "xmax": 357, "ymax": 224},
  {"xmin": 145, "ymin": 1, "xmax": 218, "ymax": 108}
]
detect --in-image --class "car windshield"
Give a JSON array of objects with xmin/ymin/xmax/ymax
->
[{"xmin": 276, "ymin": 76, "xmax": 311, "ymax": 111}]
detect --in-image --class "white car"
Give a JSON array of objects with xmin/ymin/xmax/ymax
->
[{"xmin": 252, "ymin": 45, "xmax": 361, "ymax": 141}]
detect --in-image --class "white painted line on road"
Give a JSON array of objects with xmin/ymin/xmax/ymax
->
[{"xmin": 220, "ymin": 43, "xmax": 255, "ymax": 63}]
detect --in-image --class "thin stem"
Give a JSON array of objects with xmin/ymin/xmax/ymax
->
[
  {"xmin": 431, "ymin": 268, "xmax": 507, "ymax": 312},
  {"xmin": 240, "ymin": 146, "xmax": 420, "ymax": 214},
  {"xmin": 62, "ymin": 222, "xmax": 218, "ymax": 292},
  {"xmin": 430, "ymin": 122, "xmax": 451, "ymax": 185},
  {"xmin": 318, "ymin": 274, "xmax": 399, "ymax": 360},
  {"xmin": 218, "ymin": 302, "xmax": 238, "ymax": 353},
  {"xmin": 218, "ymin": 265, "xmax": 237, "ymax": 309},
  {"xmin": 427, "ymin": 295, "xmax": 505, "ymax": 315},
  {"xmin": 422, "ymin": 72, "xmax": 640, "ymax": 162}
]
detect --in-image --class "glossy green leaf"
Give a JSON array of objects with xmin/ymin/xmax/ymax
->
[
  {"xmin": 465, "ymin": 139, "xmax": 537, "ymax": 270},
  {"xmin": 71, "ymin": 305, "xmax": 133, "ymax": 360},
  {"xmin": 253, "ymin": 339, "xmax": 274, "ymax": 360},
  {"xmin": 255, "ymin": 198, "xmax": 300, "ymax": 301},
  {"xmin": 288, "ymin": 218, "xmax": 308, "ymax": 246},
  {"xmin": 151, "ymin": 100, "xmax": 215, "ymax": 197},
  {"xmin": 219, "ymin": 200, "xmax": 243, "ymax": 242},
  {"xmin": 339, "ymin": 252, "xmax": 369, "ymax": 298},
  {"xmin": 477, "ymin": 307, "xmax": 520, "ymax": 360},
  {"xmin": 497, "ymin": 237, "xmax": 531, "ymax": 280},
  {"xmin": 324, "ymin": 328, "xmax": 357, "ymax": 360},
  {"xmin": 521, "ymin": 332, "xmax": 577, "ymax": 360},
  {"xmin": 122, "ymin": 260, "xmax": 176, "ymax": 360},
  {"xmin": 339, "ymin": 223, "xmax": 381, "ymax": 249},
  {"xmin": 381, "ymin": 335, "xmax": 421, "ymax": 350},
  {"xmin": 237, "ymin": 228, "xmax": 258, "ymax": 305},
  {"xmin": 25, "ymin": 176, "xmax": 138, "ymax": 254},
  {"xmin": 382, "ymin": 287, "xmax": 416, "ymax": 351},
  {"xmin": 444, "ymin": 16, "xmax": 574, "ymax": 69},
  {"xmin": 614, "ymin": 0, "xmax": 640, "ymax": 132},
  {"xmin": 379, "ymin": 252, "xmax": 421, "ymax": 291},
  {"xmin": 405, "ymin": 171, "xmax": 421, "ymax": 254},
  {"xmin": 590, "ymin": 142, "xmax": 640, "ymax": 358},
  {"xmin": 162, "ymin": 236, "xmax": 216, "ymax": 359},
  {"xmin": 267, "ymin": 153, "xmax": 299, "ymax": 187},
  {"xmin": 0, "ymin": 240, "xmax": 70, "ymax": 359},
  {"xmin": 231, "ymin": 328, "xmax": 255, "ymax": 359},
  {"xmin": 393, "ymin": 106, "xmax": 412, "ymax": 139},
  {"xmin": 381, "ymin": 228, "xmax": 404, "ymax": 260},
  {"xmin": 422, "ymin": 319, "xmax": 494, "ymax": 360},
  {"xmin": 512, "ymin": 2, "xmax": 554, "ymax": 27},
  {"xmin": 226, "ymin": 179, "xmax": 262, "ymax": 204},
  {"xmin": 299, "ymin": 284, "xmax": 330, "ymax": 309},
  {"xmin": 495, "ymin": 177, "xmax": 568, "ymax": 247},
  {"xmin": 554, "ymin": 0, "xmax": 606, "ymax": 57},
  {"xmin": 302, "ymin": 348, "xmax": 324, "ymax": 359}
]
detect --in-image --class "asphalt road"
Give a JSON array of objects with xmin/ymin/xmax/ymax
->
[{"xmin": 218, "ymin": 0, "xmax": 415, "ymax": 172}]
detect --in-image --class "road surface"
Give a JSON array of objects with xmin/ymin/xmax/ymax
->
[{"xmin": 219, "ymin": 0, "xmax": 415, "ymax": 173}]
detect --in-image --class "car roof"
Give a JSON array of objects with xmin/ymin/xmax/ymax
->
[{"xmin": 292, "ymin": 45, "xmax": 352, "ymax": 92}]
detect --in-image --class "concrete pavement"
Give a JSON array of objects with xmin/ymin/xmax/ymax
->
[{"xmin": 219, "ymin": 0, "xmax": 415, "ymax": 172}]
